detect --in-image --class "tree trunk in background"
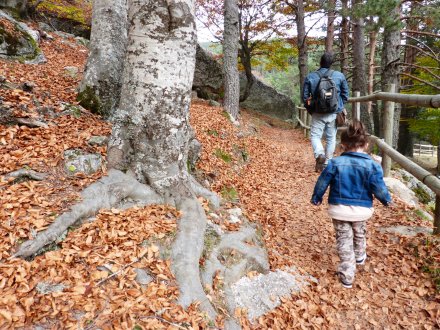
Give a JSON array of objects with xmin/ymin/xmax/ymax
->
[
  {"xmin": 238, "ymin": 42, "xmax": 254, "ymax": 102},
  {"xmin": 398, "ymin": 2, "xmax": 419, "ymax": 156},
  {"xmin": 77, "ymin": 0, "xmax": 128, "ymax": 119},
  {"xmin": 367, "ymin": 28, "xmax": 379, "ymax": 135},
  {"xmin": 352, "ymin": 0, "xmax": 372, "ymax": 132},
  {"xmin": 325, "ymin": 0, "xmax": 336, "ymax": 53},
  {"xmin": 340, "ymin": 0, "xmax": 350, "ymax": 76},
  {"xmin": 296, "ymin": 0, "xmax": 308, "ymax": 99},
  {"xmin": 223, "ymin": 0, "xmax": 240, "ymax": 120},
  {"xmin": 107, "ymin": 0, "xmax": 196, "ymax": 195},
  {"xmin": 380, "ymin": 4, "xmax": 401, "ymax": 145}
]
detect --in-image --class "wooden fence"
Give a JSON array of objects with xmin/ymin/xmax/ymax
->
[
  {"xmin": 414, "ymin": 143, "xmax": 438, "ymax": 157},
  {"xmin": 297, "ymin": 87, "xmax": 440, "ymax": 234}
]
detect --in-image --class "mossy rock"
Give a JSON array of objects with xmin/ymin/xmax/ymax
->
[{"xmin": 0, "ymin": 11, "xmax": 41, "ymax": 60}]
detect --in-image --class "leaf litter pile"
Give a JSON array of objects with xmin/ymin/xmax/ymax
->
[{"xmin": 1, "ymin": 30, "xmax": 439, "ymax": 329}]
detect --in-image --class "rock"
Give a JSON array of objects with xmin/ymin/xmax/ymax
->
[
  {"xmin": 191, "ymin": 90, "xmax": 198, "ymax": 99},
  {"xmin": 229, "ymin": 215, "xmax": 241, "ymax": 224},
  {"xmin": 36, "ymin": 282, "xmax": 67, "ymax": 295},
  {"xmin": 21, "ymin": 81, "xmax": 34, "ymax": 92},
  {"xmin": 208, "ymin": 99, "xmax": 221, "ymax": 107},
  {"xmin": 384, "ymin": 177, "xmax": 419, "ymax": 207},
  {"xmin": 379, "ymin": 225, "xmax": 432, "ymax": 237},
  {"xmin": 228, "ymin": 208, "xmax": 243, "ymax": 217},
  {"xmin": 239, "ymin": 75, "xmax": 296, "ymax": 121},
  {"xmin": 38, "ymin": 22, "xmax": 54, "ymax": 32},
  {"xmin": 64, "ymin": 149, "xmax": 102, "ymax": 175},
  {"xmin": 0, "ymin": 10, "xmax": 42, "ymax": 61},
  {"xmin": 74, "ymin": 36, "xmax": 89, "ymax": 48},
  {"xmin": 88, "ymin": 135, "xmax": 108, "ymax": 146},
  {"xmin": 24, "ymin": 53, "xmax": 47, "ymax": 65},
  {"xmin": 54, "ymin": 31, "xmax": 75, "ymax": 39},
  {"xmin": 193, "ymin": 44, "xmax": 297, "ymax": 122},
  {"xmin": 134, "ymin": 268, "xmax": 153, "ymax": 286},
  {"xmin": 230, "ymin": 270, "xmax": 310, "ymax": 320},
  {"xmin": 64, "ymin": 66, "xmax": 79, "ymax": 77},
  {"xmin": 394, "ymin": 168, "xmax": 436, "ymax": 204}
]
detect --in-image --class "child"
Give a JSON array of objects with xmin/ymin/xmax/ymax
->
[{"xmin": 311, "ymin": 121, "xmax": 392, "ymax": 288}]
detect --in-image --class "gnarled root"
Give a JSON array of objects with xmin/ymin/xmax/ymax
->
[{"xmin": 13, "ymin": 169, "xmax": 162, "ymax": 258}]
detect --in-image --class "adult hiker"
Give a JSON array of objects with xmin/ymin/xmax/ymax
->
[
  {"xmin": 303, "ymin": 52, "xmax": 349, "ymax": 172},
  {"xmin": 311, "ymin": 121, "xmax": 392, "ymax": 288}
]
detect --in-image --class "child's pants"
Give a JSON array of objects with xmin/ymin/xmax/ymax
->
[{"xmin": 332, "ymin": 219, "xmax": 367, "ymax": 284}]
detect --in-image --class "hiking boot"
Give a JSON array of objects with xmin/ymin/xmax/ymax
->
[
  {"xmin": 356, "ymin": 253, "xmax": 367, "ymax": 265},
  {"xmin": 315, "ymin": 154, "xmax": 326, "ymax": 172}
]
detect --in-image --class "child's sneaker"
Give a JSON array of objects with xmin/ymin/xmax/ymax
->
[{"xmin": 356, "ymin": 253, "xmax": 367, "ymax": 265}]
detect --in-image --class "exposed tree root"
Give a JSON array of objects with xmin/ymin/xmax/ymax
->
[
  {"xmin": 189, "ymin": 175, "xmax": 220, "ymax": 209},
  {"xmin": 5, "ymin": 168, "xmax": 48, "ymax": 181},
  {"xmin": 13, "ymin": 170, "xmax": 162, "ymax": 258},
  {"xmin": 12, "ymin": 169, "xmax": 219, "ymax": 320},
  {"xmin": 172, "ymin": 197, "xmax": 217, "ymax": 319},
  {"xmin": 14, "ymin": 117, "xmax": 49, "ymax": 128}
]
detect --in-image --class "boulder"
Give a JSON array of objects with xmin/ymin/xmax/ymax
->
[
  {"xmin": 394, "ymin": 168, "xmax": 436, "ymax": 204},
  {"xmin": 384, "ymin": 177, "xmax": 419, "ymax": 207},
  {"xmin": 193, "ymin": 45, "xmax": 297, "ymax": 122},
  {"xmin": 239, "ymin": 75, "xmax": 296, "ymax": 121},
  {"xmin": 0, "ymin": 10, "xmax": 42, "ymax": 61}
]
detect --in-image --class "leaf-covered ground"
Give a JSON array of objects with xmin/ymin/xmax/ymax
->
[{"xmin": 0, "ymin": 32, "xmax": 439, "ymax": 329}]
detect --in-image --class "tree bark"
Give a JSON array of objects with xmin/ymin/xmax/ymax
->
[
  {"xmin": 107, "ymin": 0, "xmax": 196, "ymax": 195},
  {"xmin": 352, "ymin": 0, "xmax": 372, "ymax": 132},
  {"xmin": 238, "ymin": 41, "xmax": 254, "ymax": 102},
  {"xmin": 340, "ymin": 0, "xmax": 350, "ymax": 76},
  {"xmin": 380, "ymin": 4, "xmax": 401, "ymax": 145},
  {"xmin": 325, "ymin": 0, "xmax": 336, "ymax": 53},
  {"xmin": 367, "ymin": 28, "xmax": 378, "ymax": 135},
  {"xmin": 296, "ymin": 0, "xmax": 308, "ymax": 99},
  {"xmin": 223, "ymin": 0, "xmax": 240, "ymax": 120},
  {"xmin": 77, "ymin": 0, "xmax": 128, "ymax": 119}
]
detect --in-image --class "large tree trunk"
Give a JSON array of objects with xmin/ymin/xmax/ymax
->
[
  {"xmin": 223, "ymin": 0, "xmax": 240, "ymax": 120},
  {"xmin": 367, "ymin": 27, "xmax": 380, "ymax": 136},
  {"xmin": 352, "ymin": 0, "xmax": 372, "ymax": 132},
  {"xmin": 107, "ymin": 0, "xmax": 196, "ymax": 194},
  {"xmin": 325, "ymin": 0, "xmax": 336, "ymax": 53},
  {"xmin": 77, "ymin": 0, "xmax": 128, "ymax": 119},
  {"xmin": 296, "ymin": 0, "xmax": 308, "ymax": 99},
  {"xmin": 340, "ymin": 0, "xmax": 350, "ymax": 76},
  {"xmin": 380, "ymin": 4, "xmax": 401, "ymax": 145}
]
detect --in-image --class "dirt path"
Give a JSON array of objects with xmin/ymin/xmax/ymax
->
[{"xmin": 236, "ymin": 118, "xmax": 439, "ymax": 328}]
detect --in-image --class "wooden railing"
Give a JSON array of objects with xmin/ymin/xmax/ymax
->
[
  {"xmin": 297, "ymin": 87, "xmax": 440, "ymax": 234},
  {"xmin": 414, "ymin": 143, "xmax": 438, "ymax": 157}
]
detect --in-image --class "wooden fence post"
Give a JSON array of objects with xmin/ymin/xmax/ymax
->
[
  {"xmin": 353, "ymin": 91, "xmax": 360, "ymax": 121},
  {"xmin": 382, "ymin": 84, "xmax": 396, "ymax": 177},
  {"xmin": 434, "ymin": 196, "xmax": 440, "ymax": 235}
]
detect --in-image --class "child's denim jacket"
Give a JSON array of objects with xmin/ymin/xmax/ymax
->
[{"xmin": 311, "ymin": 152, "xmax": 392, "ymax": 207}]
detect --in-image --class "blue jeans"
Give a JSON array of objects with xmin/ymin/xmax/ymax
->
[{"xmin": 310, "ymin": 112, "xmax": 337, "ymax": 161}]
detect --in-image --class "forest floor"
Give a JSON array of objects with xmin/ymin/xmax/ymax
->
[{"xmin": 0, "ymin": 32, "xmax": 439, "ymax": 329}]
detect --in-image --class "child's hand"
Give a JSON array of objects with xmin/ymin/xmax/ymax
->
[
  {"xmin": 386, "ymin": 201, "xmax": 395, "ymax": 208},
  {"xmin": 311, "ymin": 200, "xmax": 322, "ymax": 206}
]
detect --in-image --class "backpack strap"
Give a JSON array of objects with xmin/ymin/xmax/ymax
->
[{"xmin": 323, "ymin": 69, "xmax": 334, "ymax": 78}]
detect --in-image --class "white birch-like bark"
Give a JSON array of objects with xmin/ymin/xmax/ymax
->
[
  {"xmin": 223, "ymin": 0, "xmax": 240, "ymax": 120},
  {"xmin": 78, "ymin": 0, "xmax": 128, "ymax": 119}
]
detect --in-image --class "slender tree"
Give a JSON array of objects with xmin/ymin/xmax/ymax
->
[
  {"xmin": 223, "ymin": 0, "xmax": 240, "ymax": 119},
  {"xmin": 325, "ymin": 0, "xmax": 336, "ymax": 53}
]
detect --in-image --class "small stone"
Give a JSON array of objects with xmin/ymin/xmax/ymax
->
[
  {"xmin": 64, "ymin": 149, "xmax": 102, "ymax": 175},
  {"xmin": 229, "ymin": 215, "xmax": 241, "ymax": 224},
  {"xmin": 38, "ymin": 22, "xmax": 54, "ymax": 32},
  {"xmin": 75, "ymin": 36, "xmax": 90, "ymax": 48},
  {"xmin": 64, "ymin": 66, "xmax": 79, "ymax": 77},
  {"xmin": 209, "ymin": 99, "xmax": 221, "ymax": 107},
  {"xmin": 228, "ymin": 208, "xmax": 243, "ymax": 217},
  {"xmin": 88, "ymin": 136, "xmax": 108, "ymax": 146},
  {"xmin": 134, "ymin": 268, "xmax": 153, "ymax": 286},
  {"xmin": 21, "ymin": 81, "xmax": 35, "ymax": 92},
  {"xmin": 209, "ymin": 213, "xmax": 220, "ymax": 219},
  {"xmin": 36, "ymin": 282, "xmax": 67, "ymax": 295}
]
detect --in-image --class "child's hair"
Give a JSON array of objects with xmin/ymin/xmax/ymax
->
[{"xmin": 341, "ymin": 120, "xmax": 369, "ymax": 150}]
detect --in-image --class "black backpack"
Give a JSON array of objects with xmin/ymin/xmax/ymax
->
[{"xmin": 307, "ymin": 69, "xmax": 338, "ymax": 114}]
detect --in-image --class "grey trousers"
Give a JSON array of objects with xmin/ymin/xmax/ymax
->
[{"xmin": 332, "ymin": 219, "xmax": 367, "ymax": 284}]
